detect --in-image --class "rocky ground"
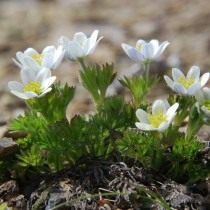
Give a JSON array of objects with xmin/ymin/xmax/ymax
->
[{"xmin": 1, "ymin": 0, "xmax": 210, "ymax": 209}]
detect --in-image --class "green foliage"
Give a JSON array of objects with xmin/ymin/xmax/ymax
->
[
  {"xmin": 132, "ymin": 185, "xmax": 171, "ymax": 210},
  {"xmin": 0, "ymin": 203, "xmax": 8, "ymax": 210},
  {"xmin": 10, "ymin": 111, "xmax": 47, "ymax": 135},
  {"xmin": 80, "ymin": 63, "xmax": 116, "ymax": 106},
  {"xmin": 27, "ymin": 83, "xmax": 75, "ymax": 122},
  {"xmin": 120, "ymin": 75, "xmax": 158, "ymax": 107},
  {"xmin": 168, "ymin": 136, "xmax": 210, "ymax": 183},
  {"xmin": 3, "ymin": 58, "xmax": 210, "ymax": 190},
  {"xmin": 118, "ymin": 130, "xmax": 165, "ymax": 170}
]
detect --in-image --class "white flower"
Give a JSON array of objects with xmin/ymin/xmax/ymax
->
[
  {"xmin": 8, "ymin": 67, "xmax": 56, "ymax": 100},
  {"xmin": 121, "ymin": 39, "xmax": 169, "ymax": 63},
  {"xmin": 195, "ymin": 87, "xmax": 210, "ymax": 117},
  {"xmin": 13, "ymin": 46, "xmax": 64, "ymax": 71},
  {"xmin": 58, "ymin": 30, "xmax": 103, "ymax": 61},
  {"xmin": 135, "ymin": 99, "xmax": 179, "ymax": 132},
  {"xmin": 164, "ymin": 66, "xmax": 210, "ymax": 96}
]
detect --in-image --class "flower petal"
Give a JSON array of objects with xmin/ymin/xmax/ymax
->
[
  {"xmin": 172, "ymin": 68, "xmax": 185, "ymax": 82},
  {"xmin": 154, "ymin": 41, "xmax": 170, "ymax": 58},
  {"xmin": 186, "ymin": 66, "xmax": 200, "ymax": 81},
  {"xmin": 121, "ymin": 43, "xmax": 144, "ymax": 62},
  {"xmin": 203, "ymin": 87, "xmax": 210, "ymax": 100},
  {"xmin": 38, "ymin": 87, "xmax": 52, "ymax": 97},
  {"xmin": 67, "ymin": 41, "xmax": 85, "ymax": 60},
  {"xmin": 173, "ymin": 83, "xmax": 187, "ymax": 95},
  {"xmin": 41, "ymin": 76, "xmax": 56, "ymax": 90},
  {"xmin": 136, "ymin": 109, "xmax": 149, "ymax": 123},
  {"xmin": 142, "ymin": 43, "xmax": 154, "ymax": 59},
  {"xmin": 24, "ymin": 48, "xmax": 39, "ymax": 56},
  {"xmin": 158, "ymin": 122, "xmax": 170, "ymax": 132},
  {"xmin": 166, "ymin": 103, "xmax": 179, "ymax": 122},
  {"xmin": 20, "ymin": 69, "xmax": 37, "ymax": 84},
  {"xmin": 8, "ymin": 81, "xmax": 24, "ymax": 92},
  {"xmin": 150, "ymin": 39, "xmax": 159, "ymax": 52},
  {"xmin": 164, "ymin": 75, "xmax": 174, "ymax": 90},
  {"xmin": 187, "ymin": 82, "xmax": 201, "ymax": 95},
  {"xmin": 10, "ymin": 90, "xmax": 37, "ymax": 100},
  {"xmin": 152, "ymin": 99, "xmax": 167, "ymax": 115},
  {"xmin": 135, "ymin": 122, "xmax": 153, "ymax": 131},
  {"xmin": 73, "ymin": 32, "xmax": 88, "ymax": 45},
  {"xmin": 35, "ymin": 68, "xmax": 51, "ymax": 83},
  {"xmin": 200, "ymin": 72, "xmax": 210, "ymax": 87}
]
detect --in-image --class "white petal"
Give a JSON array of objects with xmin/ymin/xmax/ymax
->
[
  {"xmin": 35, "ymin": 68, "xmax": 51, "ymax": 83},
  {"xmin": 142, "ymin": 43, "xmax": 154, "ymax": 59},
  {"xmin": 24, "ymin": 48, "xmax": 39, "ymax": 56},
  {"xmin": 152, "ymin": 100, "xmax": 167, "ymax": 115},
  {"xmin": 173, "ymin": 83, "xmax": 187, "ymax": 95},
  {"xmin": 121, "ymin": 43, "xmax": 144, "ymax": 62},
  {"xmin": 158, "ymin": 122, "xmax": 170, "ymax": 132},
  {"xmin": 38, "ymin": 88, "xmax": 52, "ymax": 97},
  {"xmin": 136, "ymin": 40, "xmax": 146, "ymax": 49},
  {"xmin": 187, "ymin": 83, "xmax": 201, "ymax": 95},
  {"xmin": 166, "ymin": 103, "xmax": 179, "ymax": 122},
  {"xmin": 135, "ymin": 122, "xmax": 153, "ymax": 131},
  {"xmin": 16, "ymin": 52, "xmax": 25, "ymax": 63},
  {"xmin": 195, "ymin": 89, "xmax": 205, "ymax": 104},
  {"xmin": 58, "ymin": 36, "xmax": 71, "ymax": 58},
  {"xmin": 86, "ymin": 36, "xmax": 103, "ymax": 55},
  {"xmin": 12, "ymin": 58, "xmax": 22, "ymax": 68},
  {"xmin": 51, "ymin": 46, "xmax": 65, "ymax": 70},
  {"xmin": 67, "ymin": 41, "xmax": 85, "ymax": 60},
  {"xmin": 186, "ymin": 66, "xmax": 200, "ymax": 81},
  {"xmin": 154, "ymin": 41, "xmax": 170, "ymax": 58},
  {"xmin": 136, "ymin": 109, "xmax": 149, "ymax": 123},
  {"xmin": 164, "ymin": 75, "xmax": 175, "ymax": 90},
  {"xmin": 88, "ymin": 30, "xmax": 99, "ymax": 45},
  {"xmin": 23, "ymin": 57, "xmax": 40, "ymax": 71},
  {"xmin": 41, "ymin": 76, "xmax": 56, "ymax": 90},
  {"xmin": 8, "ymin": 81, "xmax": 24, "ymax": 92},
  {"xmin": 42, "ymin": 47, "xmax": 55, "ymax": 69},
  {"xmin": 10, "ymin": 90, "xmax": 37, "ymax": 100},
  {"xmin": 149, "ymin": 39, "xmax": 159, "ymax": 52},
  {"xmin": 200, "ymin": 72, "xmax": 210, "ymax": 87},
  {"xmin": 203, "ymin": 87, "xmax": 210, "ymax": 100},
  {"xmin": 172, "ymin": 68, "xmax": 185, "ymax": 82},
  {"xmin": 73, "ymin": 32, "xmax": 88, "ymax": 45},
  {"xmin": 20, "ymin": 69, "xmax": 37, "ymax": 84},
  {"xmin": 42, "ymin": 46, "xmax": 55, "ymax": 54}
]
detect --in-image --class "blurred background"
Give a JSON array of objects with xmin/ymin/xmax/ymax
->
[{"xmin": 0, "ymin": 0, "xmax": 210, "ymax": 127}]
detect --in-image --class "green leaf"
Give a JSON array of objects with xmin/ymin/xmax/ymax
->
[
  {"xmin": 119, "ymin": 75, "xmax": 158, "ymax": 108},
  {"xmin": 27, "ymin": 82, "xmax": 75, "ymax": 122},
  {"xmin": 118, "ymin": 130, "xmax": 165, "ymax": 170},
  {"xmin": 80, "ymin": 63, "xmax": 116, "ymax": 106}
]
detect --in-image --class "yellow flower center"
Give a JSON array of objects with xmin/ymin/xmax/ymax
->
[
  {"xmin": 32, "ymin": 54, "xmax": 42, "ymax": 65},
  {"xmin": 24, "ymin": 81, "xmax": 41, "ymax": 95},
  {"xmin": 136, "ymin": 44, "xmax": 143, "ymax": 52},
  {"xmin": 178, "ymin": 77, "xmax": 195, "ymax": 89},
  {"xmin": 148, "ymin": 112, "xmax": 166, "ymax": 128},
  {"xmin": 203, "ymin": 100, "xmax": 210, "ymax": 111}
]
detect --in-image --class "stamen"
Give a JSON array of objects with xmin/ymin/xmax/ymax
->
[
  {"xmin": 148, "ymin": 112, "xmax": 166, "ymax": 128},
  {"xmin": 178, "ymin": 77, "xmax": 195, "ymax": 89},
  {"xmin": 32, "ymin": 54, "xmax": 42, "ymax": 65},
  {"xmin": 24, "ymin": 81, "xmax": 41, "ymax": 95}
]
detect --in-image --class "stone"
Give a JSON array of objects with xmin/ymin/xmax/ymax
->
[{"xmin": 0, "ymin": 138, "xmax": 17, "ymax": 158}]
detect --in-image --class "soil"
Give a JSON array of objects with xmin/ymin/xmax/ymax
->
[{"xmin": 1, "ymin": 0, "xmax": 210, "ymax": 209}]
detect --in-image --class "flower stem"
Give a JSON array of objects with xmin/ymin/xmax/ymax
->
[
  {"xmin": 143, "ymin": 61, "xmax": 151, "ymax": 85},
  {"xmin": 186, "ymin": 105, "xmax": 203, "ymax": 140},
  {"xmin": 78, "ymin": 57, "xmax": 87, "ymax": 70}
]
